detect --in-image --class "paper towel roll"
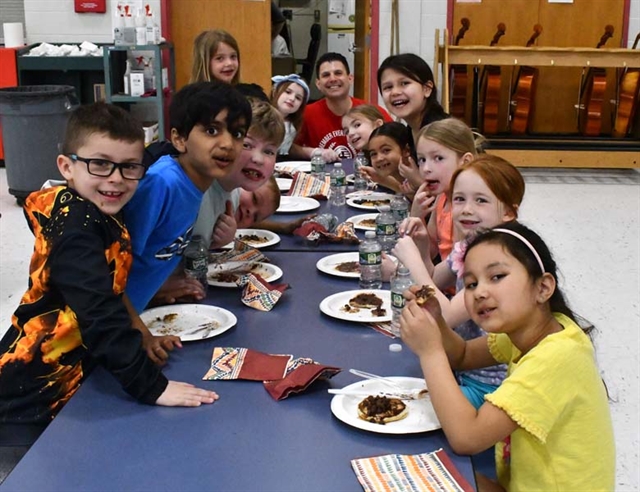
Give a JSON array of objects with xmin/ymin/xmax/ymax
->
[{"xmin": 3, "ymin": 22, "xmax": 25, "ymax": 48}]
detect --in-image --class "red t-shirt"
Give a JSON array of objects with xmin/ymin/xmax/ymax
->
[{"xmin": 295, "ymin": 97, "xmax": 392, "ymax": 159}]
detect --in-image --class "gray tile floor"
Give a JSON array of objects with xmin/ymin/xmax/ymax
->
[{"xmin": 1, "ymin": 167, "xmax": 639, "ymax": 490}]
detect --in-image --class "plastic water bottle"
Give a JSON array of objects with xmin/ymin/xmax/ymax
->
[
  {"xmin": 390, "ymin": 193, "xmax": 409, "ymax": 227},
  {"xmin": 353, "ymin": 151, "xmax": 368, "ymax": 192},
  {"xmin": 329, "ymin": 162, "xmax": 346, "ymax": 206},
  {"xmin": 376, "ymin": 205, "xmax": 397, "ymax": 252},
  {"xmin": 359, "ymin": 230, "xmax": 382, "ymax": 289},
  {"xmin": 311, "ymin": 152, "xmax": 326, "ymax": 179},
  {"xmin": 184, "ymin": 235, "xmax": 208, "ymax": 292},
  {"xmin": 390, "ymin": 263, "xmax": 414, "ymax": 336}
]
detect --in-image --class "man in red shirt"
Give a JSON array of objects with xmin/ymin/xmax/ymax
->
[{"xmin": 290, "ymin": 52, "xmax": 391, "ymax": 162}]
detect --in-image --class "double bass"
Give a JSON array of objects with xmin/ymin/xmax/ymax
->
[
  {"xmin": 480, "ymin": 23, "xmax": 507, "ymax": 134},
  {"xmin": 612, "ymin": 33, "xmax": 640, "ymax": 137},
  {"xmin": 509, "ymin": 24, "xmax": 543, "ymax": 135},
  {"xmin": 577, "ymin": 25, "xmax": 614, "ymax": 136},
  {"xmin": 450, "ymin": 18, "xmax": 471, "ymax": 122}
]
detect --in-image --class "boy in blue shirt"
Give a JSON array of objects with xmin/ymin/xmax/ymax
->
[{"xmin": 124, "ymin": 82, "xmax": 251, "ymax": 314}]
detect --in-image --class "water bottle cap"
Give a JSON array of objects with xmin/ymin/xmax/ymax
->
[
  {"xmin": 364, "ymin": 230, "xmax": 376, "ymax": 238},
  {"xmin": 334, "ymin": 162, "xmax": 342, "ymax": 168},
  {"xmin": 379, "ymin": 205, "xmax": 391, "ymax": 212},
  {"xmin": 389, "ymin": 343, "xmax": 403, "ymax": 352}
]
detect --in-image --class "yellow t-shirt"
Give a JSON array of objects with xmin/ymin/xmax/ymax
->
[{"xmin": 486, "ymin": 313, "xmax": 615, "ymax": 492}]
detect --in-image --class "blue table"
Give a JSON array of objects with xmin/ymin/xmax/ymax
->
[
  {"xmin": 2, "ymin": 254, "xmax": 476, "ymax": 490},
  {"xmin": 268, "ymin": 159, "xmax": 394, "ymax": 253}
]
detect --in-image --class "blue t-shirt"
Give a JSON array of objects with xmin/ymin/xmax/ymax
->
[{"xmin": 124, "ymin": 155, "xmax": 204, "ymax": 312}]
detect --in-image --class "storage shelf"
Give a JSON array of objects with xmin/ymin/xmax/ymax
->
[
  {"xmin": 103, "ymin": 42, "xmax": 175, "ymax": 140},
  {"xmin": 445, "ymin": 45, "xmax": 640, "ymax": 68},
  {"xmin": 110, "ymin": 94, "xmax": 160, "ymax": 103}
]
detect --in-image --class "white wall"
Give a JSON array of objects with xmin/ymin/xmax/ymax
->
[{"xmin": 22, "ymin": 0, "xmax": 160, "ymax": 44}]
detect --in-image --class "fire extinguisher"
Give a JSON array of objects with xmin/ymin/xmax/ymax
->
[{"xmin": 75, "ymin": 0, "xmax": 107, "ymax": 13}]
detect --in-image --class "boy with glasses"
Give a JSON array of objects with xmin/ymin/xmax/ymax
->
[{"xmin": 0, "ymin": 103, "xmax": 218, "ymax": 467}]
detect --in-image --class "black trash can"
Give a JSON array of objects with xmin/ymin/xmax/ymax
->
[{"xmin": 0, "ymin": 85, "xmax": 79, "ymax": 204}]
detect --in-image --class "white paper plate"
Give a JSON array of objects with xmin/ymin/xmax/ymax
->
[
  {"xmin": 347, "ymin": 213, "xmax": 378, "ymax": 231},
  {"xmin": 346, "ymin": 173, "xmax": 355, "ymax": 184},
  {"xmin": 276, "ymin": 177, "xmax": 293, "ymax": 192},
  {"xmin": 141, "ymin": 304, "xmax": 237, "ymax": 342},
  {"xmin": 207, "ymin": 262, "xmax": 283, "ymax": 288},
  {"xmin": 330, "ymin": 377, "xmax": 440, "ymax": 434},
  {"xmin": 316, "ymin": 252, "xmax": 360, "ymax": 279},
  {"xmin": 319, "ymin": 289, "xmax": 392, "ymax": 323},
  {"xmin": 346, "ymin": 193, "xmax": 395, "ymax": 211},
  {"xmin": 275, "ymin": 161, "xmax": 312, "ymax": 173},
  {"xmin": 276, "ymin": 196, "xmax": 321, "ymax": 213},
  {"xmin": 222, "ymin": 229, "xmax": 281, "ymax": 249}
]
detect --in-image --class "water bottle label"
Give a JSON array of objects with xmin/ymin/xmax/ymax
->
[
  {"xmin": 185, "ymin": 256, "xmax": 207, "ymax": 271},
  {"xmin": 359, "ymin": 251, "xmax": 381, "ymax": 265},
  {"xmin": 335, "ymin": 176, "xmax": 345, "ymax": 186},
  {"xmin": 376, "ymin": 223, "xmax": 397, "ymax": 236},
  {"xmin": 394, "ymin": 209, "xmax": 408, "ymax": 221},
  {"xmin": 391, "ymin": 291, "xmax": 406, "ymax": 309}
]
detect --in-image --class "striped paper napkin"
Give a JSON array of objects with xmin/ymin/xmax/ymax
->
[{"xmin": 351, "ymin": 448, "xmax": 474, "ymax": 492}]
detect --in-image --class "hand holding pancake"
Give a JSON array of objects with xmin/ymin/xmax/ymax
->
[{"xmin": 400, "ymin": 285, "xmax": 445, "ymax": 357}]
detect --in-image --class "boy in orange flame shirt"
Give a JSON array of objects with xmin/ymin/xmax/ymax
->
[{"xmin": 0, "ymin": 103, "xmax": 218, "ymax": 470}]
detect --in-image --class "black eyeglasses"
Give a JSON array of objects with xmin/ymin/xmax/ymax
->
[{"xmin": 67, "ymin": 154, "xmax": 147, "ymax": 180}]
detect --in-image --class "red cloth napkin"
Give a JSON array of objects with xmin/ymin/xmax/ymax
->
[
  {"xmin": 203, "ymin": 349, "xmax": 342, "ymax": 400},
  {"xmin": 264, "ymin": 357, "xmax": 341, "ymax": 400},
  {"xmin": 237, "ymin": 273, "xmax": 289, "ymax": 311},
  {"xmin": 203, "ymin": 347, "xmax": 292, "ymax": 381}
]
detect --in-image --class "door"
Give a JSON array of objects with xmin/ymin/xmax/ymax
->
[
  {"xmin": 354, "ymin": 0, "xmax": 371, "ymax": 101},
  {"xmin": 168, "ymin": 0, "xmax": 271, "ymax": 91}
]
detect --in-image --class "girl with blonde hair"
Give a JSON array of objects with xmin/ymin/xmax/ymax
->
[{"xmin": 190, "ymin": 29, "xmax": 240, "ymax": 85}]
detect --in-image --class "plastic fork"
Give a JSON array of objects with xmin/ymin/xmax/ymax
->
[
  {"xmin": 327, "ymin": 388, "xmax": 428, "ymax": 400},
  {"xmin": 348, "ymin": 368, "xmax": 406, "ymax": 391}
]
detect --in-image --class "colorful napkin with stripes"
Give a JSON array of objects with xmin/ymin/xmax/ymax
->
[
  {"xmin": 287, "ymin": 172, "xmax": 331, "ymax": 199},
  {"xmin": 203, "ymin": 348, "xmax": 341, "ymax": 400},
  {"xmin": 209, "ymin": 240, "xmax": 268, "ymax": 264},
  {"xmin": 203, "ymin": 347, "xmax": 292, "ymax": 381},
  {"xmin": 366, "ymin": 321, "xmax": 397, "ymax": 338},
  {"xmin": 237, "ymin": 273, "xmax": 289, "ymax": 311},
  {"xmin": 351, "ymin": 448, "xmax": 474, "ymax": 492}
]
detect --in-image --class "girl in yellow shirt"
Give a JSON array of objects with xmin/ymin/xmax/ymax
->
[{"xmin": 400, "ymin": 222, "xmax": 615, "ymax": 491}]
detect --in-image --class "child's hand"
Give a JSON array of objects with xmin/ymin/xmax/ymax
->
[
  {"xmin": 400, "ymin": 297, "xmax": 444, "ymax": 357},
  {"xmin": 411, "ymin": 182, "xmax": 436, "ymax": 219},
  {"xmin": 399, "ymin": 154, "xmax": 423, "ymax": 191},
  {"xmin": 143, "ymin": 335, "xmax": 182, "ymax": 366},
  {"xmin": 320, "ymin": 148, "xmax": 340, "ymax": 163},
  {"xmin": 391, "ymin": 236, "xmax": 424, "ymax": 272},
  {"xmin": 398, "ymin": 217, "xmax": 431, "ymax": 260},
  {"xmin": 381, "ymin": 252, "xmax": 397, "ymax": 282},
  {"xmin": 156, "ymin": 381, "xmax": 219, "ymax": 407},
  {"xmin": 150, "ymin": 275, "xmax": 206, "ymax": 306},
  {"xmin": 359, "ymin": 166, "xmax": 382, "ymax": 184},
  {"xmin": 210, "ymin": 201, "xmax": 237, "ymax": 249}
]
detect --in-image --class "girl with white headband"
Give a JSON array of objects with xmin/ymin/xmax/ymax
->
[
  {"xmin": 400, "ymin": 222, "xmax": 614, "ymax": 492},
  {"xmin": 392, "ymin": 154, "xmax": 525, "ymax": 408},
  {"xmin": 270, "ymin": 74, "xmax": 310, "ymax": 156}
]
